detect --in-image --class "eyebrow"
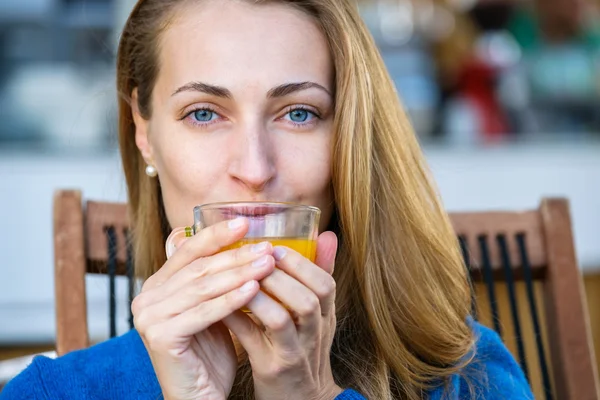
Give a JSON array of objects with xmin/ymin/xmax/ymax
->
[
  {"xmin": 171, "ymin": 81, "xmax": 332, "ymax": 99},
  {"xmin": 267, "ymin": 81, "xmax": 332, "ymax": 98},
  {"xmin": 172, "ymin": 82, "xmax": 232, "ymax": 98}
]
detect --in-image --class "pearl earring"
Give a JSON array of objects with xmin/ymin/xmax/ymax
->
[{"xmin": 145, "ymin": 164, "xmax": 158, "ymax": 177}]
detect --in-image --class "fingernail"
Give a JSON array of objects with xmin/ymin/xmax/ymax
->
[
  {"xmin": 239, "ymin": 281, "xmax": 255, "ymax": 293},
  {"xmin": 251, "ymin": 242, "xmax": 269, "ymax": 253},
  {"xmin": 252, "ymin": 255, "xmax": 269, "ymax": 268},
  {"xmin": 273, "ymin": 247, "xmax": 286, "ymax": 261},
  {"xmin": 228, "ymin": 217, "xmax": 245, "ymax": 230}
]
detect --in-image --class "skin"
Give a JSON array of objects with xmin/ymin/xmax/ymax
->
[{"xmin": 131, "ymin": 1, "xmax": 343, "ymax": 399}]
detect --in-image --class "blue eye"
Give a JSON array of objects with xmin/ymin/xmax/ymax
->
[
  {"xmin": 285, "ymin": 108, "xmax": 318, "ymax": 124},
  {"xmin": 192, "ymin": 109, "xmax": 217, "ymax": 122},
  {"xmin": 290, "ymin": 109, "xmax": 309, "ymax": 122}
]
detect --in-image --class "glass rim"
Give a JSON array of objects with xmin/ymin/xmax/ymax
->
[{"xmin": 194, "ymin": 201, "xmax": 320, "ymax": 214}]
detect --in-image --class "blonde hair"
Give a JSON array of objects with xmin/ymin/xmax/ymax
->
[{"xmin": 117, "ymin": 0, "xmax": 475, "ymax": 398}]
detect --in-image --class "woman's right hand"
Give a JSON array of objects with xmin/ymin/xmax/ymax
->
[{"xmin": 132, "ymin": 218, "xmax": 275, "ymax": 400}]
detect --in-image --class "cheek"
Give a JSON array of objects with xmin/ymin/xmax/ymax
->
[
  {"xmin": 152, "ymin": 128, "xmax": 226, "ymax": 227},
  {"xmin": 283, "ymin": 136, "xmax": 332, "ymax": 201},
  {"xmin": 160, "ymin": 144, "xmax": 221, "ymax": 189}
]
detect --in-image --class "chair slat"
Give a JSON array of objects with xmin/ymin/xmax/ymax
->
[
  {"xmin": 459, "ymin": 235, "xmax": 478, "ymax": 320},
  {"xmin": 125, "ymin": 228, "xmax": 135, "ymax": 331},
  {"xmin": 478, "ymin": 235, "xmax": 502, "ymax": 337},
  {"xmin": 517, "ymin": 233, "xmax": 553, "ymax": 400},
  {"xmin": 106, "ymin": 227, "xmax": 118, "ymax": 338},
  {"xmin": 497, "ymin": 234, "xmax": 529, "ymax": 382}
]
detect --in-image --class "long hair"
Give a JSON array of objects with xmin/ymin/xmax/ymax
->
[{"xmin": 116, "ymin": 1, "xmax": 475, "ymax": 398}]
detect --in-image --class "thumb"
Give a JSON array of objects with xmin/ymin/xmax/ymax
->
[{"xmin": 314, "ymin": 231, "xmax": 338, "ymax": 275}]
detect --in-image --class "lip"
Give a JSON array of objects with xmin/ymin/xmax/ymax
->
[{"xmin": 195, "ymin": 201, "xmax": 320, "ymax": 217}]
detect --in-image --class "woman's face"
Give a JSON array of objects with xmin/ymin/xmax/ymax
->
[{"xmin": 133, "ymin": 0, "xmax": 335, "ymax": 231}]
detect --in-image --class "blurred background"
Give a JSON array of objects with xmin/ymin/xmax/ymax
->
[{"xmin": 0, "ymin": 0, "xmax": 599, "ymax": 375}]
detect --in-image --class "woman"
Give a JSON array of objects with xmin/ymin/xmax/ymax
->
[{"xmin": 1, "ymin": 0, "xmax": 533, "ymax": 399}]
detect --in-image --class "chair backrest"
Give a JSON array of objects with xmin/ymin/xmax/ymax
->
[
  {"xmin": 54, "ymin": 190, "xmax": 132, "ymax": 355},
  {"xmin": 53, "ymin": 190, "xmax": 599, "ymax": 399},
  {"xmin": 450, "ymin": 199, "xmax": 599, "ymax": 400}
]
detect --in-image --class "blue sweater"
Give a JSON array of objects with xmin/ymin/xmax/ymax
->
[{"xmin": 1, "ymin": 321, "xmax": 532, "ymax": 399}]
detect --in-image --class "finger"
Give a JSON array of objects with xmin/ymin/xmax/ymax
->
[
  {"xmin": 143, "ymin": 280, "xmax": 261, "ymax": 345},
  {"xmin": 141, "ymin": 241, "xmax": 273, "ymax": 307},
  {"xmin": 222, "ymin": 310, "xmax": 268, "ymax": 358},
  {"xmin": 314, "ymin": 231, "xmax": 338, "ymax": 275},
  {"xmin": 259, "ymin": 269, "xmax": 320, "ymax": 346},
  {"xmin": 244, "ymin": 291, "xmax": 299, "ymax": 353},
  {"xmin": 145, "ymin": 218, "xmax": 249, "ymax": 290},
  {"xmin": 133, "ymin": 256, "xmax": 275, "ymax": 327},
  {"xmin": 272, "ymin": 244, "xmax": 337, "ymax": 317}
]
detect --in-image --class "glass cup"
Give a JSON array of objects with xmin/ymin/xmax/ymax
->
[{"xmin": 165, "ymin": 201, "xmax": 321, "ymax": 310}]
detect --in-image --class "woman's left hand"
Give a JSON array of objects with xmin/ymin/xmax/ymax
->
[{"xmin": 222, "ymin": 231, "xmax": 343, "ymax": 400}]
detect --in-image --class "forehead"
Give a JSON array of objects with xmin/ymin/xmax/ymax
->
[{"xmin": 156, "ymin": 0, "xmax": 333, "ymax": 95}]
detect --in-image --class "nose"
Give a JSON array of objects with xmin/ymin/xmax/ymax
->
[{"xmin": 228, "ymin": 128, "xmax": 276, "ymax": 193}]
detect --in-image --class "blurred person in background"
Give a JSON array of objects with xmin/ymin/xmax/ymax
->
[
  {"xmin": 509, "ymin": 0, "xmax": 600, "ymax": 52},
  {"xmin": 508, "ymin": 0, "xmax": 600, "ymax": 133},
  {"xmin": 1, "ymin": 0, "xmax": 533, "ymax": 399},
  {"xmin": 431, "ymin": 1, "xmax": 513, "ymax": 144}
]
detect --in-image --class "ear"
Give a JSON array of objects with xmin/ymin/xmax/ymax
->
[{"xmin": 132, "ymin": 88, "xmax": 153, "ymax": 162}]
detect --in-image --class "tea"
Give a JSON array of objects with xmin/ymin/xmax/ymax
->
[{"xmin": 222, "ymin": 237, "xmax": 317, "ymax": 262}]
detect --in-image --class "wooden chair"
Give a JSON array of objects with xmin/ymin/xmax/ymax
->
[
  {"xmin": 450, "ymin": 199, "xmax": 599, "ymax": 400},
  {"xmin": 53, "ymin": 190, "xmax": 599, "ymax": 399}
]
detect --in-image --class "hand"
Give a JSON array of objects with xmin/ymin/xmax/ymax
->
[
  {"xmin": 131, "ymin": 218, "xmax": 276, "ymax": 400},
  {"xmin": 223, "ymin": 231, "xmax": 343, "ymax": 400}
]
